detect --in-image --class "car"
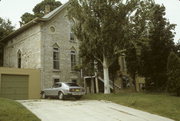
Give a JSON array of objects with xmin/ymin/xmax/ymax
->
[{"xmin": 41, "ymin": 82, "xmax": 85, "ymax": 100}]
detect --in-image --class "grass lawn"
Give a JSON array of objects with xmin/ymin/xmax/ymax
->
[
  {"xmin": 82, "ymin": 92, "xmax": 180, "ymax": 121},
  {"xmin": 0, "ymin": 98, "xmax": 40, "ymax": 121}
]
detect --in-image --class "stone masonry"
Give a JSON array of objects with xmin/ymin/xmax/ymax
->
[{"xmin": 3, "ymin": 3, "xmax": 80, "ymax": 89}]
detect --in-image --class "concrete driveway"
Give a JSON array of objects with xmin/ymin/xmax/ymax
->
[{"xmin": 19, "ymin": 100, "xmax": 173, "ymax": 121}]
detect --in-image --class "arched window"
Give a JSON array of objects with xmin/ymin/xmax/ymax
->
[
  {"xmin": 17, "ymin": 50, "xmax": 21, "ymax": 68},
  {"xmin": 69, "ymin": 20, "xmax": 75, "ymax": 42},
  {"xmin": 70, "ymin": 48, "xmax": 76, "ymax": 71},
  {"xmin": 53, "ymin": 44, "xmax": 60, "ymax": 70}
]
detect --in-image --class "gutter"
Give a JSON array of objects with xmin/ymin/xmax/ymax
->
[
  {"xmin": 0, "ymin": 17, "xmax": 46, "ymax": 43},
  {"xmin": 0, "ymin": 1, "xmax": 70, "ymax": 43}
]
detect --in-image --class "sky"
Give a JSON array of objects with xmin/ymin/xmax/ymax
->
[{"xmin": 0, "ymin": 0, "xmax": 180, "ymax": 43}]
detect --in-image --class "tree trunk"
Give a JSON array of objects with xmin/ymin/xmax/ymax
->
[
  {"xmin": 91, "ymin": 77, "xmax": 95, "ymax": 93},
  {"xmin": 95, "ymin": 72, "xmax": 99, "ymax": 93},
  {"xmin": 103, "ymin": 54, "xmax": 110, "ymax": 94}
]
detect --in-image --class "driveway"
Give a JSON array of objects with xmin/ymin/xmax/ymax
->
[{"xmin": 19, "ymin": 100, "xmax": 173, "ymax": 121}]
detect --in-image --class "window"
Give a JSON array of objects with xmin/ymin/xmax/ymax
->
[
  {"xmin": 53, "ymin": 47, "xmax": 60, "ymax": 70},
  {"xmin": 53, "ymin": 78, "xmax": 60, "ymax": 86},
  {"xmin": 17, "ymin": 50, "xmax": 21, "ymax": 68},
  {"xmin": 66, "ymin": 83, "xmax": 79, "ymax": 87},
  {"xmin": 69, "ymin": 20, "xmax": 75, "ymax": 42},
  {"xmin": 72, "ymin": 79, "xmax": 77, "ymax": 84},
  {"xmin": 70, "ymin": 50, "xmax": 76, "ymax": 71},
  {"xmin": 70, "ymin": 32, "xmax": 75, "ymax": 41},
  {"xmin": 53, "ymin": 83, "xmax": 61, "ymax": 88},
  {"xmin": 50, "ymin": 26, "xmax": 55, "ymax": 32}
]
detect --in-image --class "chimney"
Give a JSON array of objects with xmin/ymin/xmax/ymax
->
[{"xmin": 45, "ymin": 5, "xmax": 51, "ymax": 14}]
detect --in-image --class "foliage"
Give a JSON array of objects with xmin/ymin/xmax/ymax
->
[
  {"xmin": 0, "ymin": 17, "xmax": 14, "ymax": 66},
  {"xmin": 68, "ymin": 0, "xmax": 141, "ymax": 93},
  {"xmin": 126, "ymin": 0, "xmax": 153, "ymax": 80},
  {"xmin": 20, "ymin": 12, "xmax": 35, "ymax": 25},
  {"xmin": 20, "ymin": 0, "xmax": 62, "ymax": 25},
  {"xmin": 175, "ymin": 42, "xmax": 180, "ymax": 57},
  {"xmin": 167, "ymin": 52, "xmax": 180, "ymax": 96},
  {"xmin": 0, "ymin": 17, "xmax": 14, "ymax": 40},
  {"xmin": 82, "ymin": 93, "xmax": 180, "ymax": 121},
  {"xmin": 33, "ymin": 0, "xmax": 62, "ymax": 17},
  {"xmin": 126, "ymin": 2, "xmax": 176, "ymax": 91},
  {"xmin": 0, "ymin": 98, "xmax": 40, "ymax": 121},
  {"xmin": 142, "ymin": 4, "xmax": 175, "ymax": 90}
]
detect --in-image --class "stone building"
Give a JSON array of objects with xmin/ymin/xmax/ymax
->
[{"xmin": 0, "ymin": 2, "xmax": 80, "ymax": 89}]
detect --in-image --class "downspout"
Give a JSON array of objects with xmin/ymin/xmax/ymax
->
[{"xmin": 0, "ymin": 42, "xmax": 5, "ymax": 67}]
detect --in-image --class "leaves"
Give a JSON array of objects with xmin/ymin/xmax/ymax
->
[
  {"xmin": 20, "ymin": 0, "xmax": 62, "ymax": 25},
  {"xmin": 68, "ymin": 0, "xmax": 140, "ymax": 67},
  {"xmin": 20, "ymin": 12, "xmax": 35, "ymax": 25},
  {"xmin": 126, "ymin": 1, "xmax": 176, "ymax": 91},
  {"xmin": 0, "ymin": 17, "xmax": 14, "ymax": 40},
  {"xmin": 0, "ymin": 17, "xmax": 15, "ymax": 66},
  {"xmin": 167, "ymin": 52, "xmax": 180, "ymax": 96}
]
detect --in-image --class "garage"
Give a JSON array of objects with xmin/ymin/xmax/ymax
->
[
  {"xmin": 0, "ymin": 74, "xmax": 29, "ymax": 100},
  {"xmin": 0, "ymin": 67, "xmax": 41, "ymax": 100}
]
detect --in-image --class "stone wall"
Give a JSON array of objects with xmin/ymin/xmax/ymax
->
[
  {"xmin": 3, "ymin": 24, "xmax": 42, "ymax": 69},
  {"xmin": 41, "ymin": 8, "xmax": 80, "ymax": 88},
  {"xmin": 0, "ymin": 45, "xmax": 3, "ymax": 66},
  {"xmin": 3, "ymin": 7, "xmax": 80, "ymax": 89}
]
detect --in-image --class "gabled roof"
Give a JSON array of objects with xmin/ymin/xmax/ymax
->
[{"xmin": 0, "ymin": 1, "xmax": 70, "ymax": 43}]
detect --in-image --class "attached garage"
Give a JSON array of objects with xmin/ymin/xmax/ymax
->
[
  {"xmin": 1, "ymin": 74, "xmax": 29, "ymax": 100},
  {"xmin": 0, "ymin": 67, "xmax": 40, "ymax": 100}
]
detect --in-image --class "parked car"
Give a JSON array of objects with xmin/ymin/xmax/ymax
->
[{"xmin": 41, "ymin": 82, "xmax": 85, "ymax": 100}]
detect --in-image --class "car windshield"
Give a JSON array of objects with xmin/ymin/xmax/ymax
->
[{"xmin": 66, "ymin": 83, "xmax": 79, "ymax": 87}]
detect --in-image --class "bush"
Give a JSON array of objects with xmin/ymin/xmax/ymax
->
[{"xmin": 167, "ymin": 52, "xmax": 180, "ymax": 96}]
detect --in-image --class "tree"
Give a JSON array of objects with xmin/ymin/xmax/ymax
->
[
  {"xmin": 68, "ymin": 0, "xmax": 141, "ymax": 94},
  {"xmin": 142, "ymin": 4, "xmax": 175, "ymax": 90},
  {"xmin": 0, "ymin": 17, "xmax": 14, "ymax": 40},
  {"xmin": 33, "ymin": 0, "xmax": 62, "ymax": 17},
  {"xmin": 175, "ymin": 41, "xmax": 180, "ymax": 57},
  {"xmin": 0, "ymin": 17, "xmax": 15, "ymax": 66},
  {"xmin": 167, "ymin": 52, "xmax": 180, "ymax": 96},
  {"xmin": 20, "ymin": 13, "xmax": 35, "ymax": 25},
  {"xmin": 126, "ymin": 1, "xmax": 176, "ymax": 91},
  {"xmin": 20, "ymin": 0, "xmax": 62, "ymax": 25},
  {"xmin": 126, "ymin": 0, "xmax": 155, "ymax": 89}
]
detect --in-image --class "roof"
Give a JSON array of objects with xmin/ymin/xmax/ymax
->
[{"xmin": 0, "ymin": 1, "xmax": 70, "ymax": 43}]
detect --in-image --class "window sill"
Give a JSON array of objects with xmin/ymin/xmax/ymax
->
[
  {"xmin": 53, "ymin": 69, "xmax": 61, "ymax": 72},
  {"xmin": 70, "ymin": 71, "xmax": 78, "ymax": 73}
]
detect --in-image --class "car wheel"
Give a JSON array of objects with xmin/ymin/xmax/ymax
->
[
  {"xmin": 41, "ymin": 92, "xmax": 46, "ymax": 99},
  {"xmin": 58, "ymin": 92, "xmax": 64, "ymax": 100},
  {"xmin": 75, "ymin": 96, "xmax": 82, "ymax": 100}
]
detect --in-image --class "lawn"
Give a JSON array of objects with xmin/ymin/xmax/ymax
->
[
  {"xmin": 82, "ymin": 92, "xmax": 180, "ymax": 121},
  {"xmin": 0, "ymin": 98, "xmax": 40, "ymax": 121}
]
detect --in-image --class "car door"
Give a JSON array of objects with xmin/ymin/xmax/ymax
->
[
  {"xmin": 54, "ymin": 83, "xmax": 62, "ymax": 96},
  {"xmin": 51, "ymin": 83, "xmax": 62, "ymax": 96},
  {"xmin": 47, "ymin": 84, "xmax": 57, "ymax": 96}
]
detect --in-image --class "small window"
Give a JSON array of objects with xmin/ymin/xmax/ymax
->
[
  {"xmin": 17, "ymin": 50, "xmax": 21, "ymax": 68},
  {"xmin": 53, "ymin": 47, "xmax": 60, "ymax": 69},
  {"xmin": 70, "ymin": 32, "xmax": 75, "ymax": 41},
  {"xmin": 70, "ymin": 50, "xmax": 76, "ymax": 71},
  {"xmin": 72, "ymin": 79, "xmax": 77, "ymax": 84},
  {"xmin": 53, "ymin": 78, "xmax": 60, "ymax": 85},
  {"xmin": 50, "ymin": 26, "xmax": 55, "ymax": 32}
]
